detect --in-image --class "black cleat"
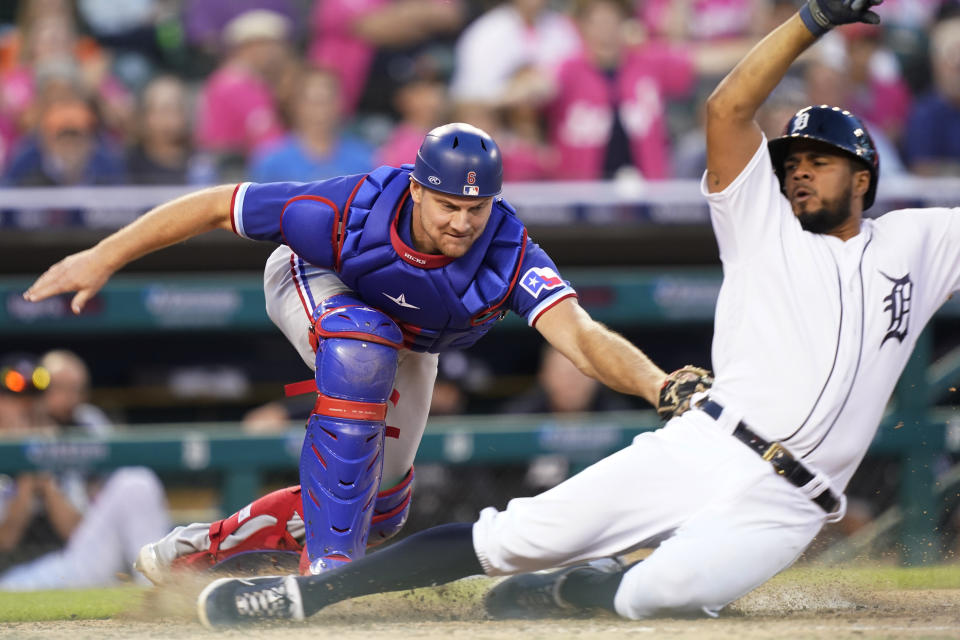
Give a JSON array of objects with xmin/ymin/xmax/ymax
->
[
  {"xmin": 197, "ymin": 575, "xmax": 305, "ymax": 628},
  {"xmin": 484, "ymin": 567, "xmax": 582, "ymax": 619},
  {"xmin": 485, "ymin": 559, "xmax": 625, "ymax": 620}
]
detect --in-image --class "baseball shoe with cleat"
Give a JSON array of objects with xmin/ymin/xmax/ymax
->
[
  {"xmin": 197, "ymin": 575, "xmax": 305, "ymax": 628},
  {"xmin": 135, "ymin": 541, "xmax": 301, "ymax": 586},
  {"xmin": 484, "ymin": 567, "xmax": 581, "ymax": 619},
  {"xmin": 484, "ymin": 558, "xmax": 624, "ymax": 619},
  {"xmin": 134, "ymin": 542, "xmax": 167, "ymax": 586}
]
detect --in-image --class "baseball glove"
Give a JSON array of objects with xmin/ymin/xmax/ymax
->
[{"xmin": 657, "ymin": 365, "xmax": 714, "ymax": 420}]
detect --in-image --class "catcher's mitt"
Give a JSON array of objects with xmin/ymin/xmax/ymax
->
[{"xmin": 657, "ymin": 365, "xmax": 714, "ymax": 420}]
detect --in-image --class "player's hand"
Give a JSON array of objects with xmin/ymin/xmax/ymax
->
[
  {"xmin": 35, "ymin": 472, "xmax": 57, "ymax": 495},
  {"xmin": 800, "ymin": 0, "xmax": 882, "ymax": 35},
  {"xmin": 657, "ymin": 365, "xmax": 714, "ymax": 421},
  {"xmin": 22, "ymin": 247, "xmax": 115, "ymax": 314},
  {"xmin": 15, "ymin": 473, "xmax": 39, "ymax": 499}
]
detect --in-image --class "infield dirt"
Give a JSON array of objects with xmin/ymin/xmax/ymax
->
[{"xmin": 3, "ymin": 573, "xmax": 959, "ymax": 639}]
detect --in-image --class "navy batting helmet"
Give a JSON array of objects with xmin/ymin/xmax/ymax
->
[
  {"xmin": 768, "ymin": 105, "xmax": 880, "ymax": 210},
  {"xmin": 410, "ymin": 123, "xmax": 503, "ymax": 197}
]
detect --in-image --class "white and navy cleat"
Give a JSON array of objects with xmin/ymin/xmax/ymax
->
[{"xmin": 197, "ymin": 575, "xmax": 305, "ymax": 628}]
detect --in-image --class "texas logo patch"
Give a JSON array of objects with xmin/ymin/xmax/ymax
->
[{"xmin": 520, "ymin": 267, "xmax": 564, "ymax": 298}]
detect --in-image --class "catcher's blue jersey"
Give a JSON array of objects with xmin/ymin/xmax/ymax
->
[{"xmin": 231, "ymin": 165, "xmax": 576, "ymax": 352}]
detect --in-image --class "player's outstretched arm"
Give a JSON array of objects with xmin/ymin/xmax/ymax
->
[
  {"xmin": 705, "ymin": 0, "xmax": 881, "ymax": 193},
  {"xmin": 534, "ymin": 297, "xmax": 666, "ymax": 406},
  {"xmin": 23, "ymin": 185, "xmax": 236, "ymax": 314},
  {"xmin": 704, "ymin": 15, "xmax": 816, "ymax": 193}
]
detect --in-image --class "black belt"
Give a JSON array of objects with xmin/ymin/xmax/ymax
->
[{"xmin": 697, "ymin": 398, "xmax": 840, "ymax": 514}]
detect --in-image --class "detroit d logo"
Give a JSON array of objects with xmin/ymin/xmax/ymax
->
[
  {"xmin": 792, "ymin": 111, "xmax": 810, "ymax": 132},
  {"xmin": 879, "ymin": 270, "xmax": 912, "ymax": 347}
]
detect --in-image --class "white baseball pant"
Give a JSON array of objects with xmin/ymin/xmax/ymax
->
[{"xmin": 472, "ymin": 408, "xmax": 841, "ymax": 618}]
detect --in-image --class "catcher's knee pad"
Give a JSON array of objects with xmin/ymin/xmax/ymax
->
[
  {"xmin": 301, "ymin": 295, "xmax": 403, "ymax": 573},
  {"xmin": 368, "ymin": 467, "xmax": 414, "ymax": 547}
]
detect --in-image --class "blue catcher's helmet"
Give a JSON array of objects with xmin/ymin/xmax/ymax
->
[
  {"xmin": 768, "ymin": 105, "xmax": 880, "ymax": 210},
  {"xmin": 410, "ymin": 123, "xmax": 503, "ymax": 197}
]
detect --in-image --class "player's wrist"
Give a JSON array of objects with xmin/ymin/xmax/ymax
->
[
  {"xmin": 92, "ymin": 238, "xmax": 129, "ymax": 275},
  {"xmin": 799, "ymin": 0, "xmax": 832, "ymax": 36}
]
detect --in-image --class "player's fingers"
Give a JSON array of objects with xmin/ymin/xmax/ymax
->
[
  {"xmin": 22, "ymin": 269, "xmax": 64, "ymax": 302},
  {"xmin": 862, "ymin": 10, "xmax": 880, "ymax": 23},
  {"xmin": 71, "ymin": 290, "xmax": 93, "ymax": 315}
]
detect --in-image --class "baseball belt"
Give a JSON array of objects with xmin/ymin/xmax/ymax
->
[{"xmin": 696, "ymin": 398, "xmax": 840, "ymax": 514}]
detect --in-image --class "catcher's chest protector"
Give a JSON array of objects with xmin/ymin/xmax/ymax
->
[{"xmin": 337, "ymin": 167, "xmax": 527, "ymax": 352}]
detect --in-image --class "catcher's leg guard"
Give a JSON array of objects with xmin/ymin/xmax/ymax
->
[
  {"xmin": 368, "ymin": 467, "xmax": 414, "ymax": 547},
  {"xmin": 302, "ymin": 294, "xmax": 403, "ymax": 573}
]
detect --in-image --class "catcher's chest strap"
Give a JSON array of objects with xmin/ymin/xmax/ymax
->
[{"xmin": 696, "ymin": 398, "xmax": 840, "ymax": 514}]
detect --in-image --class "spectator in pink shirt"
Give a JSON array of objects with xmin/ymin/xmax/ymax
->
[
  {"xmin": 639, "ymin": 0, "xmax": 764, "ymax": 43},
  {"xmin": 375, "ymin": 72, "xmax": 448, "ymax": 168},
  {"xmin": 308, "ymin": 0, "xmax": 465, "ymax": 116},
  {"xmin": 805, "ymin": 24, "xmax": 912, "ymax": 145},
  {"xmin": 499, "ymin": 98, "xmax": 554, "ymax": 182},
  {"xmin": 1, "ymin": 10, "xmax": 133, "ymax": 142},
  {"xmin": 194, "ymin": 9, "xmax": 291, "ymax": 166},
  {"xmin": 545, "ymin": 0, "xmax": 697, "ymax": 180},
  {"xmin": 0, "ymin": 105, "xmax": 16, "ymax": 173},
  {"xmin": 455, "ymin": 87, "xmax": 554, "ymax": 182}
]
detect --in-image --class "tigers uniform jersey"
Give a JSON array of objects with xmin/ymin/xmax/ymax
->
[{"xmin": 703, "ymin": 136, "xmax": 960, "ymax": 490}]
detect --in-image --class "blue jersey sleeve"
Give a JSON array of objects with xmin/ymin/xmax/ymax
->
[
  {"xmin": 506, "ymin": 238, "xmax": 577, "ymax": 326},
  {"xmin": 230, "ymin": 175, "xmax": 364, "ymax": 268}
]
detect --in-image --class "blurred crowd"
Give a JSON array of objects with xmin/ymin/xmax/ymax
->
[
  {"xmin": 0, "ymin": 0, "xmax": 958, "ymax": 190},
  {"xmin": 0, "ymin": 351, "xmax": 170, "ymax": 589}
]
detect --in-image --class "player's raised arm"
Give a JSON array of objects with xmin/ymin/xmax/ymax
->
[
  {"xmin": 23, "ymin": 185, "xmax": 237, "ymax": 314},
  {"xmin": 704, "ymin": 0, "xmax": 881, "ymax": 193}
]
